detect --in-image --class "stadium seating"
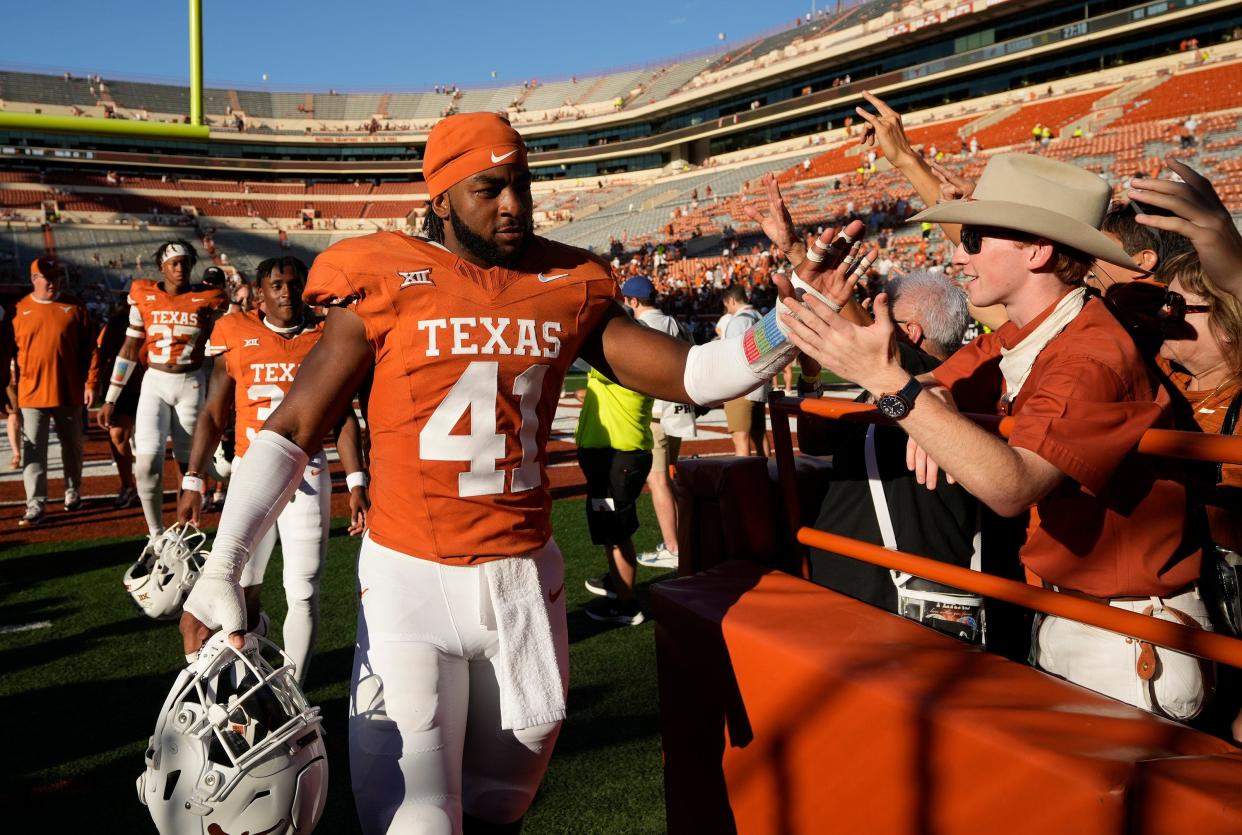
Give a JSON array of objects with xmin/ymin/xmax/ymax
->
[
  {"xmin": 970, "ymin": 87, "xmax": 1119, "ymax": 149},
  {"xmin": 0, "ymin": 71, "xmax": 98, "ymax": 108},
  {"xmin": 626, "ymin": 58, "xmax": 710, "ymax": 108},
  {"xmin": 1114, "ymin": 61, "xmax": 1242, "ymax": 127}
]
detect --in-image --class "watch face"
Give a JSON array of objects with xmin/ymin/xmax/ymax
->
[{"xmin": 877, "ymin": 394, "xmax": 909, "ymax": 419}]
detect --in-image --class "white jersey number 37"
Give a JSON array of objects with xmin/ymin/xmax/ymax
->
[{"xmin": 419, "ymin": 361, "xmax": 548, "ymax": 497}]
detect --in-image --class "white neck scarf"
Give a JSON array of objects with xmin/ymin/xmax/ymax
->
[{"xmin": 998, "ymin": 287, "xmax": 1088, "ymax": 405}]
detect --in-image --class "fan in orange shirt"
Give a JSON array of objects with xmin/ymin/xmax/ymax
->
[
  {"xmin": 175, "ymin": 256, "xmax": 368, "ymax": 683},
  {"xmin": 5, "ymin": 257, "xmax": 93, "ymax": 526},
  {"xmin": 99, "ymin": 240, "xmax": 228, "ymax": 541},
  {"xmin": 180, "ymin": 112, "xmax": 858, "ymax": 834}
]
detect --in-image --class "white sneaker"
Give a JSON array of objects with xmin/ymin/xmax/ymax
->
[
  {"xmin": 637, "ymin": 544, "xmax": 679, "ymax": 569},
  {"xmin": 63, "ymin": 488, "xmax": 81, "ymax": 512}
]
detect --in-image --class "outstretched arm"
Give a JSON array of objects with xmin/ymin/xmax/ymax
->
[
  {"xmin": 585, "ymin": 224, "xmax": 867, "ymax": 407},
  {"xmin": 1130, "ymin": 157, "xmax": 1242, "ymax": 299},
  {"xmin": 782, "ymin": 292, "xmax": 1065, "ymax": 516},
  {"xmin": 743, "ymin": 171, "xmax": 808, "ymax": 264},
  {"xmin": 578, "ymin": 302, "xmax": 693, "ymax": 402},
  {"xmin": 180, "ymin": 307, "xmax": 373, "ymax": 657},
  {"xmin": 856, "ymin": 91, "xmax": 955, "ymax": 240}
]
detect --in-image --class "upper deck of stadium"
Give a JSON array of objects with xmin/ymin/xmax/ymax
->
[{"xmin": 3, "ymin": 0, "xmax": 1239, "ymax": 179}]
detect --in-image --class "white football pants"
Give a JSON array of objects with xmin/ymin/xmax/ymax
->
[
  {"xmin": 238, "ymin": 451, "xmax": 330, "ymax": 685},
  {"xmin": 134, "ymin": 366, "xmax": 206, "ymax": 537},
  {"xmin": 349, "ymin": 536, "xmax": 567, "ymax": 835}
]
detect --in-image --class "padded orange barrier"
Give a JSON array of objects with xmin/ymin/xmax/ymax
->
[
  {"xmin": 654, "ymin": 562, "xmax": 1242, "ymax": 835},
  {"xmin": 674, "ymin": 455, "xmax": 783, "ymax": 575},
  {"xmin": 788, "ymin": 398, "xmax": 1242, "ymax": 465}
]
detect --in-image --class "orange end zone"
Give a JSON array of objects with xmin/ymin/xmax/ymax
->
[{"xmin": 653, "ymin": 561, "xmax": 1242, "ymax": 834}]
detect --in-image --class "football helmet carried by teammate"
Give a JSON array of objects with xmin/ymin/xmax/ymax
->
[
  {"xmin": 123, "ymin": 522, "xmax": 207, "ymax": 620},
  {"xmin": 137, "ymin": 631, "xmax": 328, "ymax": 834}
]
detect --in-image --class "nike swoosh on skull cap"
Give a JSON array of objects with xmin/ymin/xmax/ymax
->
[{"xmin": 491, "ymin": 149, "xmax": 518, "ymax": 163}]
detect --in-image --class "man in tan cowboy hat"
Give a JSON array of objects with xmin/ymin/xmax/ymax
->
[{"xmin": 782, "ymin": 153, "xmax": 1209, "ymax": 721}]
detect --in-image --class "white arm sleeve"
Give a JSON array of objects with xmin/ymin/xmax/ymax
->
[
  {"xmin": 182, "ymin": 430, "xmax": 308, "ymax": 635},
  {"xmin": 683, "ymin": 301, "xmax": 800, "ymax": 406},
  {"xmin": 126, "ymin": 303, "xmax": 145, "ymax": 339}
]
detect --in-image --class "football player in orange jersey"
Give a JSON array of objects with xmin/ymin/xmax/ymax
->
[
  {"xmin": 176, "ymin": 256, "xmax": 369, "ymax": 684},
  {"xmin": 100, "ymin": 240, "xmax": 228, "ymax": 542},
  {"xmin": 87, "ymin": 304, "xmax": 145, "ymax": 509},
  {"xmin": 181, "ymin": 113, "xmax": 862, "ymax": 834}
]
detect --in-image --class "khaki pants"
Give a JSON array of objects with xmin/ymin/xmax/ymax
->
[
  {"xmin": 651, "ymin": 420, "xmax": 682, "ymax": 475},
  {"xmin": 21, "ymin": 405, "xmax": 83, "ymax": 511},
  {"xmin": 1034, "ymin": 585, "xmax": 1212, "ymax": 720}
]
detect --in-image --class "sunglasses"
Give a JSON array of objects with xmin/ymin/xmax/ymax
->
[
  {"xmin": 960, "ymin": 225, "xmax": 1031, "ymax": 255},
  {"xmin": 1161, "ymin": 290, "xmax": 1212, "ymax": 319}
]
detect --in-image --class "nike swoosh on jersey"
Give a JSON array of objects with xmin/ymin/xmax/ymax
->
[
  {"xmin": 537, "ymin": 273, "xmax": 570, "ymax": 283},
  {"xmin": 491, "ymin": 149, "xmax": 518, "ymax": 163},
  {"xmin": 549, "ymin": 582, "xmax": 565, "ymax": 603}
]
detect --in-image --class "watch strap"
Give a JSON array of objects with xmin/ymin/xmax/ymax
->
[{"xmin": 899, "ymin": 376, "xmax": 922, "ymax": 406}]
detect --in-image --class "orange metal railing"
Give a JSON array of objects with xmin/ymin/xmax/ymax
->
[{"xmin": 768, "ymin": 395, "xmax": 1242, "ymax": 667}]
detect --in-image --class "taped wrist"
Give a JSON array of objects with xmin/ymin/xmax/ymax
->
[
  {"xmin": 790, "ymin": 270, "xmax": 842, "ymax": 313},
  {"xmin": 683, "ymin": 307, "xmax": 798, "ymax": 406},
  {"xmin": 346, "ymin": 471, "xmax": 368, "ymax": 491},
  {"xmin": 201, "ymin": 430, "xmax": 308, "ymax": 585},
  {"xmin": 105, "ymin": 357, "xmax": 136, "ymax": 403}
]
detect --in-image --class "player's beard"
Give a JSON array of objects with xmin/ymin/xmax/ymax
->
[{"xmin": 449, "ymin": 205, "xmax": 531, "ymax": 269}]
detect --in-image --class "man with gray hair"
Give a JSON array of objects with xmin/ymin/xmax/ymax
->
[
  {"xmin": 799, "ymin": 266, "xmax": 986, "ymax": 643},
  {"xmin": 884, "ymin": 270, "xmax": 970, "ymax": 361}
]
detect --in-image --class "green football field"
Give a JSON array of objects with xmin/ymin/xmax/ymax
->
[{"xmin": 3, "ymin": 497, "xmax": 672, "ymax": 833}]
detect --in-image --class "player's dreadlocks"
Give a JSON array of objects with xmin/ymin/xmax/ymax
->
[{"xmin": 420, "ymin": 210, "xmax": 446, "ymax": 244}]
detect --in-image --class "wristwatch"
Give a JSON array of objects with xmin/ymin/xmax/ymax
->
[{"xmin": 876, "ymin": 376, "xmax": 922, "ymax": 420}]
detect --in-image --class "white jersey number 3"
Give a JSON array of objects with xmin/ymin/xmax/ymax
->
[
  {"xmin": 420, "ymin": 361, "xmax": 548, "ymax": 497},
  {"xmin": 246, "ymin": 384, "xmax": 285, "ymax": 444}
]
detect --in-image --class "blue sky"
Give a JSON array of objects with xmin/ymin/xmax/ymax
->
[{"xmin": 5, "ymin": 0, "xmax": 821, "ymax": 91}]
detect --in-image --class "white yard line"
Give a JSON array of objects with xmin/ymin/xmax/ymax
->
[{"xmin": 0, "ymin": 621, "xmax": 52, "ymax": 635}]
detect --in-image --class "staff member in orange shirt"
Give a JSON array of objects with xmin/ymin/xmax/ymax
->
[{"xmin": 7, "ymin": 257, "xmax": 92, "ymax": 526}]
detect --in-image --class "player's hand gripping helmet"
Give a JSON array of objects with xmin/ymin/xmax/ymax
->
[
  {"xmin": 138, "ymin": 631, "xmax": 329, "ymax": 834},
  {"xmin": 123, "ymin": 522, "xmax": 208, "ymax": 620}
]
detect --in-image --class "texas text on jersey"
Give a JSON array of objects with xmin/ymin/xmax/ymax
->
[
  {"xmin": 204, "ymin": 310, "xmax": 325, "ymax": 458},
  {"xmin": 305, "ymin": 231, "xmax": 617, "ymax": 564},
  {"xmin": 127, "ymin": 279, "xmax": 228, "ymax": 368}
]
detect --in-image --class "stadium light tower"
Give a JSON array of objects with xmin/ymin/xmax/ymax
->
[{"xmin": 190, "ymin": 0, "xmax": 203, "ymax": 126}]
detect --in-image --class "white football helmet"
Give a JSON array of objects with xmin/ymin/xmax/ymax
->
[
  {"xmin": 124, "ymin": 523, "xmax": 207, "ymax": 620},
  {"xmin": 138, "ymin": 632, "xmax": 329, "ymax": 835}
]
